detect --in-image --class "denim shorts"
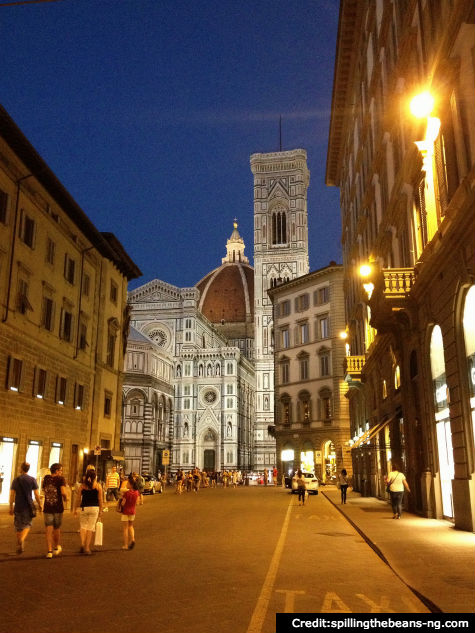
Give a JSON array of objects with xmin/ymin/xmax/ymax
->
[
  {"xmin": 14, "ymin": 509, "xmax": 33, "ymax": 532},
  {"xmin": 43, "ymin": 512, "xmax": 63, "ymax": 528}
]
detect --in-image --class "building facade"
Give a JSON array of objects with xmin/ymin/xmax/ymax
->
[
  {"xmin": 124, "ymin": 267, "xmax": 255, "ymax": 474},
  {"xmin": 0, "ymin": 105, "xmax": 141, "ymax": 500},
  {"xmin": 326, "ymin": 0, "xmax": 475, "ymax": 530},
  {"xmin": 250, "ymin": 150, "xmax": 310, "ymax": 471},
  {"xmin": 268, "ymin": 264, "xmax": 351, "ymax": 482}
]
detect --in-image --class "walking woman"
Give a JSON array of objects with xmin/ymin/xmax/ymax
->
[
  {"xmin": 119, "ymin": 474, "xmax": 140, "ymax": 550},
  {"xmin": 73, "ymin": 467, "xmax": 103, "ymax": 555},
  {"xmin": 295, "ymin": 470, "xmax": 307, "ymax": 506},
  {"xmin": 385, "ymin": 462, "xmax": 411, "ymax": 519},
  {"xmin": 337, "ymin": 469, "xmax": 349, "ymax": 504}
]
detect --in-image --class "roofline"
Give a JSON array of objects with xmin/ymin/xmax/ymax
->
[
  {"xmin": 267, "ymin": 263, "xmax": 343, "ymax": 298},
  {"xmin": 0, "ymin": 104, "xmax": 142, "ymax": 280},
  {"xmin": 325, "ymin": 0, "xmax": 364, "ymax": 187}
]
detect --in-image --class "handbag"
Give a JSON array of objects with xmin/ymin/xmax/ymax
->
[
  {"xmin": 94, "ymin": 520, "xmax": 103, "ymax": 546},
  {"xmin": 386, "ymin": 474, "xmax": 396, "ymax": 493}
]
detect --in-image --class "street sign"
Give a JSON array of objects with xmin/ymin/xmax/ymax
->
[
  {"xmin": 94, "ymin": 446, "xmax": 101, "ymax": 456},
  {"xmin": 162, "ymin": 449, "xmax": 170, "ymax": 465}
]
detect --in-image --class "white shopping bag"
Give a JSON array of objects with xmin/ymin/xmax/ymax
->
[{"xmin": 94, "ymin": 520, "xmax": 103, "ymax": 546}]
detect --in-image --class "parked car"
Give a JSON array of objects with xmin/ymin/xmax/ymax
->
[
  {"xmin": 141, "ymin": 474, "xmax": 162, "ymax": 494},
  {"xmin": 291, "ymin": 472, "xmax": 319, "ymax": 494}
]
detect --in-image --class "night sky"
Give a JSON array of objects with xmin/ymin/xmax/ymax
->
[{"xmin": 1, "ymin": 0, "xmax": 341, "ymax": 290}]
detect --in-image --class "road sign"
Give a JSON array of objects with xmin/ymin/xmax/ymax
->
[
  {"xmin": 162, "ymin": 449, "xmax": 170, "ymax": 465},
  {"xmin": 94, "ymin": 446, "xmax": 101, "ymax": 456}
]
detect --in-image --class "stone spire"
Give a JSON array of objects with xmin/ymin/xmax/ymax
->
[{"xmin": 222, "ymin": 219, "xmax": 249, "ymax": 264}]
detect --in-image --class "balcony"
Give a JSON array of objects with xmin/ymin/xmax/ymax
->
[
  {"xmin": 382, "ymin": 268, "xmax": 415, "ymax": 298},
  {"xmin": 363, "ymin": 267, "xmax": 416, "ymax": 333},
  {"xmin": 344, "ymin": 355, "xmax": 365, "ymax": 379}
]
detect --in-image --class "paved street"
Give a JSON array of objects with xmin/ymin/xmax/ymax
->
[{"xmin": 0, "ymin": 485, "xmax": 456, "ymax": 633}]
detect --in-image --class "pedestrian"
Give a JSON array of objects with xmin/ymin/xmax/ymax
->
[
  {"xmin": 42, "ymin": 463, "xmax": 67, "ymax": 558},
  {"xmin": 295, "ymin": 469, "xmax": 307, "ymax": 506},
  {"xmin": 105, "ymin": 465, "xmax": 120, "ymax": 503},
  {"xmin": 385, "ymin": 462, "xmax": 411, "ymax": 519},
  {"xmin": 176, "ymin": 469, "xmax": 184, "ymax": 494},
  {"xmin": 337, "ymin": 469, "xmax": 349, "ymax": 504},
  {"xmin": 263, "ymin": 468, "xmax": 268, "ymax": 486},
  {"xmin": 72, "ymin": 466, "xmax": 103, "ymax": 555},
  {"xmin": 119, "ymin": 473, "xmax": 140, "ymax": 550},
  {"xmin": 193, "ymin": 467, "xmax": 200, "ymax": 493},
  {"xmin": 9, "ymin": 462, "xmax": 42, "ymax": 554},
  {"xmin": 273, "ymin": 466, "xmax": 278, "ymax": 484}
]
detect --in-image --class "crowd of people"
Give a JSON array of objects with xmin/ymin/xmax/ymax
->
[{"xmin": 9, "ymin": 461, "xmax": 409, "ymax": 557}]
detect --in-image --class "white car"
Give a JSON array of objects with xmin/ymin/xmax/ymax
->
[{"xmin": 291, "ymin": 472, "xmax": 319, "ymax": 494}]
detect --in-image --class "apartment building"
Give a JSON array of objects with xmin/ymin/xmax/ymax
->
[
  {"xmin": 268, "ymin": 264, "xmax": 351, "ymax": 482},
  {"xmin": 326, "ymin": 0, "xmax": 475, "ymax": 530},
  {"xmin": 0, "ymin": 105, "xmax": 141, "ymax": 499}
]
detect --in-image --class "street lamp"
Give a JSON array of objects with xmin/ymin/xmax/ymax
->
[
  {"xmin": 410, "ymin": 90, "xmax": 441, "ymax": 239},
  {"xmin": 359, "ymin": 263, "xmax": 375, "ymax": 299}
]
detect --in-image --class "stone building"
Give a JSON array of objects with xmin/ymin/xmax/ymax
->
[
  {"xmin": 123, "ymin": 149, "xmax": 312, "ymax": 474},
  {"xmin": 123, "ymin": 227, "xmax": 255, "ymax": 474},
  {"xmin": 251, "ymin": 150, "xmax": 310, "ymax": 470},
  {"xmin": 268, "ymin": 264, "xmax": 351, "ymax": 482},
  {"xmin": 0, "ymin": 105, "xmax": 141, "ymax": 500},
  {"xmin": 326, "ymin": 0, "xmax": 475, "ymax": 530}
]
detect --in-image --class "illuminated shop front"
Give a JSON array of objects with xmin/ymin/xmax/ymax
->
[
  {"xmin": 430, "ymin": 325, "xmax": 454, "ymax": 519},
  {"xmin": 0, "ymin": 437, "xmax": 17, "ymax": 504},
  {"xmin": 281, "ymin": 447, "xmax": 295, "ymax": 476}
]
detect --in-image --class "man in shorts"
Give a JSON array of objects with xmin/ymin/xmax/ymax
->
[
  {"xmin": 42, "ymin": 463, "xmax": 67, "ymax": 558},
  {"xmin": 105, "ymin": 465, "xmax": 120, "ymax": 502},
  {"xmin": 9, "ymin": 462, "xmax": 42, "ymax": 554}
]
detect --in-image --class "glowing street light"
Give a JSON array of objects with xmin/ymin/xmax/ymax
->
[{"xmin": 410, "ymin": 91, "xmax": 434, "ymax": 118}]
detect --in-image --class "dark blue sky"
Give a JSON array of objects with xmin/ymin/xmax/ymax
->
[{"xmin": 1, "ymin": 0, "xmax": 341, "ymax": 290}]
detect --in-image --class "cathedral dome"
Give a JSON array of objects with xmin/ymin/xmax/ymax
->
[{"xmin": 196, "ymin": 221, "xmax": 254, "ymax": 329}]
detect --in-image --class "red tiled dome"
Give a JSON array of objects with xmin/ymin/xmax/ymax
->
[{"xmin": 196, "ymin": 262, "xmax": 254, "ymax": 324}]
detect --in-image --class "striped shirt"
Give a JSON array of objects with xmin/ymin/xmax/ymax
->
[{"xmin": 106, "ymin": 472, "xmax": 120, "ymax": 489}]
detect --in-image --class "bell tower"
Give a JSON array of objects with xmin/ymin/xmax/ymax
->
[{"xmin": 250, "ymin": 149, "xmax": 310, "ymax": 470}]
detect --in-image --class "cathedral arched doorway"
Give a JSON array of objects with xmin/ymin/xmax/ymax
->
[
  {"xmin": 201, "ymin": 428, "xmax": 218, "ymax": 472},
  {"xmin": 204, "ymin": 449, "xmax": 215, "ymax": 471}
]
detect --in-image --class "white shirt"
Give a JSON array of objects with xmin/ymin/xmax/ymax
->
[{"xmin": 387, "ymin": 471, "xmax": 406, "ymax": 492}]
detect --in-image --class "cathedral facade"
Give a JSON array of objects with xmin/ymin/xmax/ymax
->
[{"xmin": 121, "ymin": 150, "xmax": 310, "ymax": 474}]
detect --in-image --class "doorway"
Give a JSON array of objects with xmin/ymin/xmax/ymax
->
[{"xmin": 204, "ymin": 449, "xmax": 215, "ymax": 471}]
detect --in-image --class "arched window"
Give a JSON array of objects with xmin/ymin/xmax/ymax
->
[{"xmin": 272, "ymin": 207, "xmax": 287, "ymax": 244}]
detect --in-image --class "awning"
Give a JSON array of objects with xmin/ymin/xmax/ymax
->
[
  {"xmin": 111, "ymin": 452, "xmax": 125, "ymax": 460},
  {"xmin": 350, "ymin": 416, "xmax": 393, "ymax": 450}
]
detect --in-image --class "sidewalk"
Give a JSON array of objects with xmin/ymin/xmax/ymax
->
[{"xmin": 321, "ymin": 486, "xmax": 475, "ymax": 614}]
